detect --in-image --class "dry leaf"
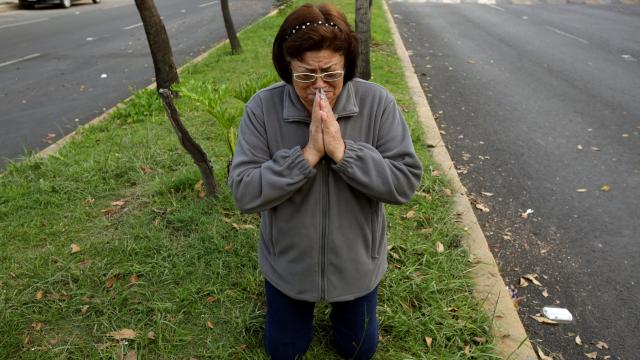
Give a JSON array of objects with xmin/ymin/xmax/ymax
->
[
  {"xmin": 70, "ymin": 243, "xmax": 81, "ymax": 254},
  {"xmin": 23, "ymin": 335, "xmax": 31, "ymax": 348},
  {"xmin": 36, "ymin": 290, "xmax": 45, "ymax": 300},
  {"xmin": 431, "ymin": 169, "xmax": 441, "ymax": 177},
  {"xmin": 585, "ymin": 352, "xmax": 597, "ymax": 359},
  {"xmin": 81, "ymin": 305, "xmax": 89, "ymax": 315},
  {"xmin": 231, "ymin": 223, "xmax": 255, "ymax": 230},
  {"xmin": 601, "ymin": 184, "xmax": 611, "ymax": 192},
  {"xmin": 443, "ymin": 188, "xmax": 453, "ymax": 197},
  {"xmin": 101, "ymin": 207, "xmax": 117, "ymax": 217},
  {"xmin": 542, "ymin": 289, "xmax": 549, "ymax": 298},
  {"xmin": 436, "ymin": 242, "xmax": 445, "ymax": 253},
  {"xmin": 403, "ymin": 210, "xmax": 416, "ymax": 219},
  {"xmin": 108, "ymin": 328, "xmax": 137, "ymax": 340},
  {"xmin": 576, "ymin": 335, "xmax": 583, "ymax": 346},
  {"xmin": 415, "ymin": 191, "xmax": 431, "ymax": 200},
  {"xmin": 105, "ymin": 273, "xmax": 120, "ymax": 289},
  {"xmin": 47, "ymin": 337, "xmax": 59, "ymax": 346},
  {"xmin": 473, "ymin": 336, "xmax": 486, "ymax": 344},
  {"xmin": 521, "ymin": 209, "xmax": 534, "ymax": 219},
  {"xmin": 467, "ymin": 59, "xmax": 476, "ymax": 64},
  {"xmin": 140, "ymin": 165, "xmax": 153, "ymax": 174},
  {"xmin": 224, "ymin": 244, "xmax": 234, "ymax": 251},
  {"xmin": 475, "ymin": 202, "xmax": 490, "ymax": 212},
  {"xmin": 207, "ymin": 320, "xmax": 214, "ymax": 329},
  {"xmin": 389, "ymin": 251, "xmax": 400, "ymax": 260},
  {"xmin": 524, "ymin": 274, "xmax": 543, "ymax": 286},
  {"xmin": 111, "ymin": 200, "xmax": 126, "ymax": 207},
  {"xmin": 481, "ymin": 192, "xmax": 494, "ymax": 196},
  {"xmin": 125, "ymin": 351, "xmax": 137, "ymax": 360},
  {"xmin": 147, "ymin": 331, "xmax": 156, "ymax": 340},
  {"xmin": 536, "ymin": 346, "xmax": 553, "ymax": 360},
  {"xmin": 519, "ymin": 277, "xmax": 529, "ymax": 287},
  {"xmin": 207, "ymin": 296, "xmax": 218, "ymax": 303},
  {"xmin": 595, "ymin": 341, "xmax": 608, "ymax": 349},
  {"xmin": 576, "ymin": 188, "xmax": 588, "ymax": 193},
  {"xmin": 425, "ymin": 336, "xmax": 433, "ymax": 348},
  {"xmin": 129, "ymin": 274, "xmax": 139, "ymax": 286},
  {"xmin": 31, "ymin": 322, "xmax": 44, "ymax": 331},
  {"xmin": 464, "ymin": 344, "xmax": 471, "ymax": 355},
  {"xmin": 194, "ymin": 180, "xmax": 206, "ymax": 198},
  {"xmin": 529, "ymin": 315, "xmax": 558, "ymax": 325}
]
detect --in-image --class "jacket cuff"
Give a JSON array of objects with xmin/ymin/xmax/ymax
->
[
  {"xmin": 332, "ymin": 140, "xmax": 357, "ymax": 174},
  {"xmin": 291, "ymin": 145, "xmax": 317, "ymax": 178}
]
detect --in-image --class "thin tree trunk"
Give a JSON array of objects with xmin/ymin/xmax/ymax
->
[
  {"xmin": 135, "ymin": 0, "xmax": 218, "ymax": 197},
  {"xmin": 221, "ymin": 0, "xmax": 242, "ymax": 55},
  {"xmin": 134, "ymin": 0, "xmax": 179, "ymax": 92},
  {"xmin": 355, "ymin": 0, "xmax": 372, "ymax": 80},
  {"xmin": 159, "ymin": 90, "xmax": 218, "ymax": 198}
]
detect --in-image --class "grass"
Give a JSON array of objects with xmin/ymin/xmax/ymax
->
[{"xmin": 0, "ymin": 0, "xmax": 496, "ymax": 358}]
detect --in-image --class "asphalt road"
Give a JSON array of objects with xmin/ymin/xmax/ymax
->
[
  {"xmin": 0, "ymin": 0, "xmax": 274, "ymax": 170},
  {"xmin": 388, "ymin": 0, "xmax": 639, "ymax": 358}
]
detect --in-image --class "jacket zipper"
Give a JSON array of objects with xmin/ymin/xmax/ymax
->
[{"xmin": 320, "ymin": 159, "xmax": 329, "ymax": 299}]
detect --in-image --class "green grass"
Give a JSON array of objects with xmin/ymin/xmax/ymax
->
[{"xmin": 0, "ymin": 1, "xmax": 496, "ymax": 358}]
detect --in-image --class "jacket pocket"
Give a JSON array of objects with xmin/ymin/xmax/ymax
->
[
  {"xmin": 262, "ymin": 210, "xmax": 278, "ymax": 256},
  {"xmin": 370, "ymin": 204, "xmax": 382, "ymax": 259}
]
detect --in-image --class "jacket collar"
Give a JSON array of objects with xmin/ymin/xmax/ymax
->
[{"xmin": 283, "ymin": 81, "xmax": 359, "ymax": 123}]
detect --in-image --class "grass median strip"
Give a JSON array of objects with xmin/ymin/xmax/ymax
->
[{"xmin": 0, "ymin": 1, "xmax": 495, "ymax": 358}]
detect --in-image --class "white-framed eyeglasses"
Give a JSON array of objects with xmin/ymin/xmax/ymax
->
[{"xmin": 292, "ymin": 70, "xmax": 344, "ymax": 83}]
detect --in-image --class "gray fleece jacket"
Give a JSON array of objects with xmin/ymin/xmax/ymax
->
[{"xmin": 229, "ymin": 79, "xmax": 422, "ymax": 302}]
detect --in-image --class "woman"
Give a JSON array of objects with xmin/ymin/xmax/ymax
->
[{"xmin": 229, "ymin": 3, "xmax": 422, "ymax": 359}]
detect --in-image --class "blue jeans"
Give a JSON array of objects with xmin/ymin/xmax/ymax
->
[{"xmin": 264, "ymin": 280, "xmax": 379, "ymax": 360}]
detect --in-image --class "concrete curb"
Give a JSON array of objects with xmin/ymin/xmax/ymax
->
[{"xmin": 382, "ymin": 1, "xmax": 537, "ymax": 358}]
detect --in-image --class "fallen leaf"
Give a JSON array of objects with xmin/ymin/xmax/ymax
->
[
  {"xmin": 207, "ymin": 296, "xmax": 218, "ymax": 303},
  {"xmin": 105, "ymin": 273, "xmax": 120, "ymax": 289},
  {"xmin": 101, "ymin": 207, "xmax": 117, "ymax": 217},
  {"xmin": 403, "ymin": 210, "xmax": 416, "ymax": 219},
  {"xmin": 436, "ymin": 242, "xmax": 445, "ymax": 253},
  {"xmin": 425, "ymin": 336, "xmax": 433, "ymax": 348},
  {"xmin": 601, "ymin": 184, "xmax": 611, "ymax": 192},
  {"xmin": 585, "ymin": 352, "xmax": 597, "ymax": 359},
  {"xmin": 125, "ymin": 350, "xmax": 137, "ymax": 360},
  {"xmin": 481, "ymin": 192, "xmax": 494, "ymax": 197},
  {"xmin": 31, "ymin": 322, "xmax": 44, "ymax": 331},
  {"xmin": 70, "ymin": 243, "xmax": 81, "ymax": 254},
  {"xmin": 36, "ymin": 290, "xmax": 45, "ymax": 300},
  {"xmin": 467, "ymin": 59, "xmax": 476, "ymax": 64},
  {"xmin": 595, "ymin": 341, "xmax": 609, "ymax": 349},
  {"xmin": 464, "ymin": 344, "xmax": 471, "ymax": 355},
  {"xmin": 473, "ymin": 336, "xmax": 486, "ymax": 344},
  {"xmin": 207, "ymin": 320, "xmax": 214, "ymax": 329},
  {"xmin": 147, "ymin": 331, "xmax": 156, "ymax": 340},
  {"xmin": 129, "ymin": 274, "xmax": 139, "ymax": 286},
  {"xmin": 536, "ymin": 346, "xmax": 553, "ymax": 360},
  {"xmin": 194, "ymin": 180, "xmax": 205, "ymax": 198},
  {"xmin": 521, "ymin": 209, "xmax": 534, "ymax": 219},
  {"xmin": 519, "ymin": 277, "xmax": 529, "ymax": 287},
  {"xmin": 81, "ymin": 305, "xmax": 89, "ymax": 315},
  {"xmin": 47, "ymin": 337, "xmax": 59, "ymax": 346},
  {"xmin": 231, "ymin": 223, "xmax": 255, "ymax": 230},
  {"xmin": 108, "ymin": 328, "xmax": 137, "ymax": 340},
  {"xmin": 591, "ymin": 147, "xmax": 600, "ymax": 151},
  {"xmin": 530, "ymin": 315, "xmax": 558, "ymax": 325},
  {"xmin": 111, "ymin": 200, "xmax": 126, "ymax": 207},
  {"xmin": 23, "ymin": 335, "xmax": 31, "ymax": 348},
  {"xmin": 577, "ymin": 144, "xmax": 583, "ymax": 150},
  {"xmin": 224, "ymin": 243, "xmax": 233, "ymax": 251},
  {"xmin": 576, "ymin": 188, "xmax": 588, "ymax": 193},
  {"xmin": 431, "ymin": 169, "xmax": 441, "ymax": 177},
  {"xmin": 443, "ymin": 188, "xmax": 453, "ymax": 197},
  {"xmin": 389, "ymin": 251, "xmax": 400, "ymax": 260},
  {"xmin": 603, "ymin": 356, "xmax": 611, "ymax": 360},
  {"xmin": 475, "ymin": 202, "xmax": 490, "ymax": 212},
  {"xmin": 576, "ymin": 335, "xmax": 583, "ymax": 346},
  {"xmin": 542, "ymin": 289, "xmax": 550, "ymax": 298},
  {"xmin": 140, "ymin": 165, "xmax": 153, "ymax": 174},
  {"xmin": 524, "ymin": 274, "xmax": 543, "ymax": 286}
]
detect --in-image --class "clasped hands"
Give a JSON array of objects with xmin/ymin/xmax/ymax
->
[{"xmin": 302, "ymin": 90, "xmax": 345, "ymax": 167}]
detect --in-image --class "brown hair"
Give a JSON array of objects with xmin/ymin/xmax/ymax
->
[{"xmin": 272, "ymin": 3, "xmax": 359, "ymax": 84}]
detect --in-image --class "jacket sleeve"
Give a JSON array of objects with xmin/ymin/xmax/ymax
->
[
  {"xmin": 332, "ymin": 98, "xmax": 422, "ymax": 204},
  {"xmin": 228, "ymin": 102, "xmax": 317, "ymax": 213}
]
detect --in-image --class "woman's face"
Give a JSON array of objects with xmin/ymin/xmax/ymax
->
[{"xmin": 290, "ymin": 49, "xmax": 345, "ymax": 113}]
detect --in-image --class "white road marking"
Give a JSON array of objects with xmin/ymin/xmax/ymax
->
[
  {"xmin": 0, "ymin": 17, "xmax": 48, "ymax": 29},
  {"xmin": 544, "ymin": 25, "xmax": 588, "ymax": 44},
  {"xmin": 199, "ymin": 1, "xmax": 218, "ymax": 7},
  {"xmin": 486, "ymin": 4, "xmax": 505, "ymax": 10},
  {"xmin": 123, "ymin": 22, "xmax": 143, "ymax": 30},
  {"xmin": 0, "ymin": 53, "xmax": 40, "ymax": 68}
]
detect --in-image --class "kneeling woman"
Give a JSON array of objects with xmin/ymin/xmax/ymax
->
[{"xmin": 229, "ymin": 3, "xmax": 422, "ymax": 359}]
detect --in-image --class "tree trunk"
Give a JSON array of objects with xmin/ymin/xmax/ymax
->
[
  {"xmin": 355, "ymin": 0, "xmax": 372, "ymax": 80},
  {"xmin": 134, "ymin": 0, "xmax": 179, "ymax": 92},
  {"xmin": 220, "ymin": 0, "xmax": 242, "ymax": 55},
  {"xmin": 159, "ymin": 90, "xmax": 218, "ymax": 198},
  {"xmin": 134, "ymin": 0, "xmax": 218, "ymax": 198}
]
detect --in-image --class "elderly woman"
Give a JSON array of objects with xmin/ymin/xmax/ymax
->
[{"xmin": 229, "ymin": 3, "xmax": 422, "ymax": 359}]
